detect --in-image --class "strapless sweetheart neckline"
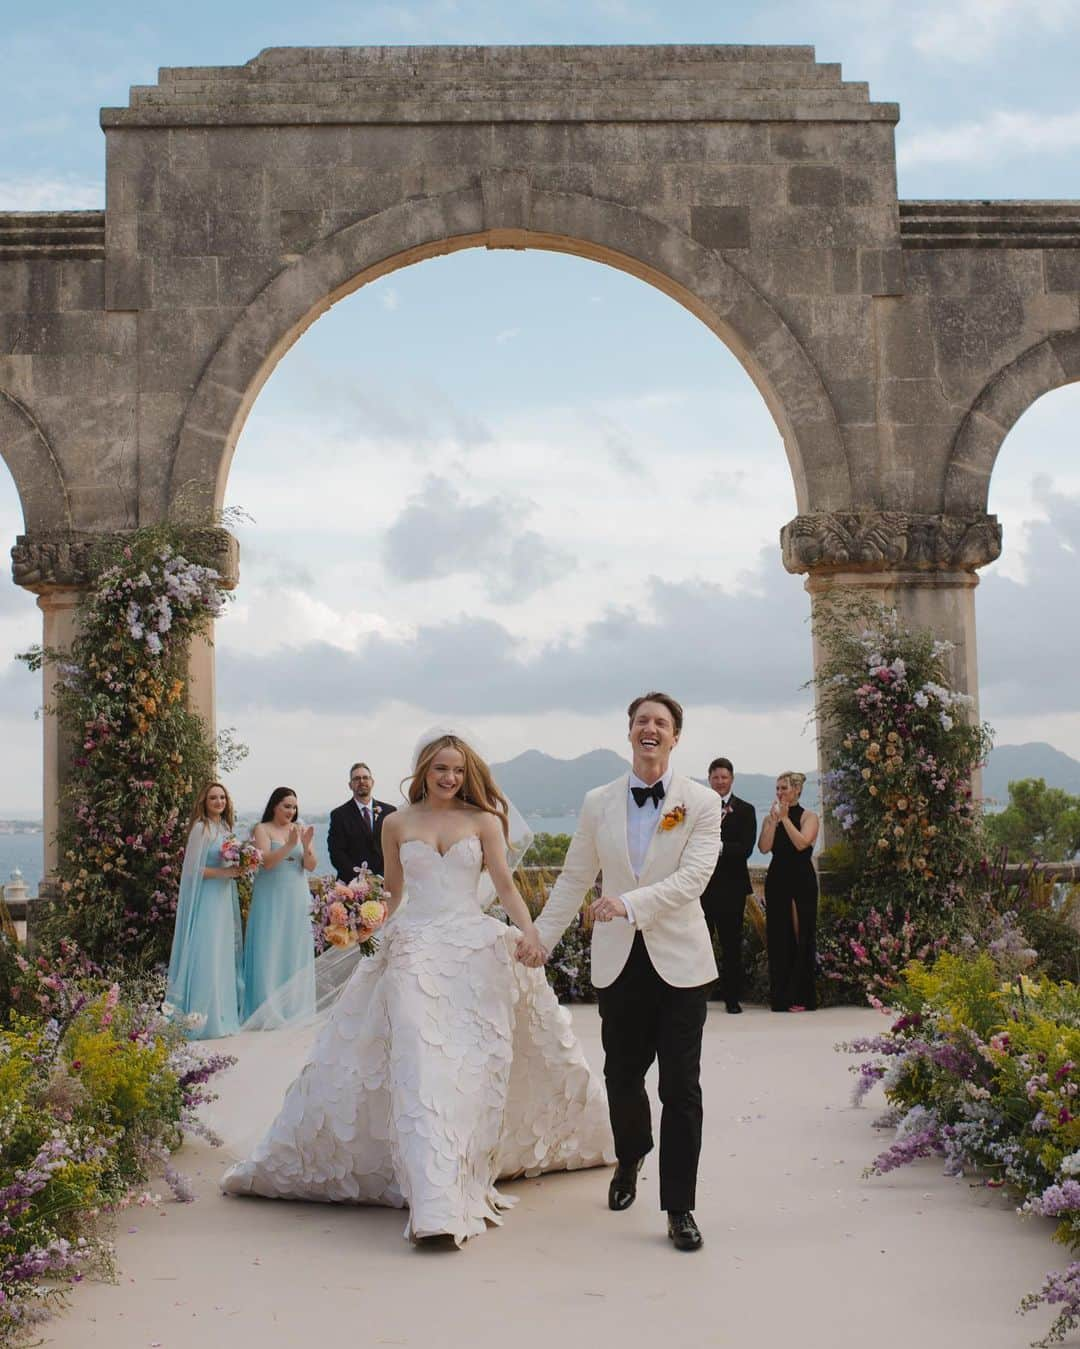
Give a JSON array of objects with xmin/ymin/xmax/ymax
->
[{"xmin": 399, "ymin": 835, "xmax": 482, "ymax": 861}]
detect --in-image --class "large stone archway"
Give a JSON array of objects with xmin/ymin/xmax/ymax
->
[
  {"xmin": 3, "ymin": 45, "xmax": 1080, "ymax": 869},
  {"xmin": 168, "ymin": 185, "xmax": 850, "ymax": 521}
]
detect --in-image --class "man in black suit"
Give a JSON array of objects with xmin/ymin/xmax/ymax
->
[
  {"xmin": 700, "ymin": 757, "xmax": 757, "ymax": 1014},
  {"xmin": 327, "ymin": 762, "xmax": 396, "ymax": 881}
]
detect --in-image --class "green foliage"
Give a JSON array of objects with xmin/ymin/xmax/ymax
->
[
  {"xmin": 0, "ymin": 944, "xmax": 232, "ymax": 1341},
  {"xmin": 19, "ymin": 524, "xmax": 245, "ymax": 968},
  {"xmin": 521, "ymin": 833, "xmax": 573, "ymax": 866},
  {"xmin": 986, "ymin": 778, "xmax": 1080, "ymax": 863}
]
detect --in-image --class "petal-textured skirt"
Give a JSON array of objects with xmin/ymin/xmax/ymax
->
[{"xmin": 221, "ymin": 913, "xmax": 613, "ymax": 1243}]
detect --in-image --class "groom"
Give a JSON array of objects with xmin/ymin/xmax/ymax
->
[{"xmin": 533, "ymin": 692, "xmax": 723, "ymax": 1252}]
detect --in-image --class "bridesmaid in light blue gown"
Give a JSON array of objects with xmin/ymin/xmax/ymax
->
[
  {"xmin": 242, "ymin": 786, "xmax": 317, "ymax": 1028},
  {"xmin": 165, "ymin": 782, "xmax": 244, "ymax": 1040}
]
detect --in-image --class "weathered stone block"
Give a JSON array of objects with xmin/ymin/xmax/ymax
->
[
  {"xmin": 689, "ymin": 205, "xmax": 750, "ymax": 251},
  {"xmin": 788, "ymin": 165, "xmax": 843, "ymax": 207},
  {"xmin": 1046, "ymin": 251, "xmax": 1080, "ymax": 293}
]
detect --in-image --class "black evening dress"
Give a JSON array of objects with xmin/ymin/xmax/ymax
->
[{"xmin": 764, "ymin": 804, "xmax": 818, "ymax": 1011}]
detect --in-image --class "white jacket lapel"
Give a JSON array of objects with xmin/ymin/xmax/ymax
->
[
  {"xmin": 603, "ymin": 776, "xmax": 635, "ymax": 887},
  {"xmin": 638, "ymin": 773, "xmax": 687, "ymax": 884}
]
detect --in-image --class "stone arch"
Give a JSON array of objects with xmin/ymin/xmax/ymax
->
[
  {"xmin": 0, "ymin": 389, "xmax": 71, "ymax": 532},
  {"xmin": 169, "ymin": 183, "xmax": 849, "ymax": 520},
  {"xmin": 945, "ymin": 330, "xmax": 1080, "ymax": 515}
]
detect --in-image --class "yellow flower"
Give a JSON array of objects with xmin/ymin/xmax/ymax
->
[
  {"xmin": 869, "ymin": 785, "xmax": 878, "ymax": 796},
  {"xmin": 877, "ymin": 838, "xmax": 889, "ymax": 849},
  {"xmin": 359, "ymin": 900, "xmax": 385, "ymax": 928},
  {"xmin": 894, "ymin": 826, "xmax": 904, "ymax": 837},
  {"xmin": 861, "ymin": 768, "xmax": 872, "ymax": 780},
  {"xmin": 859, "ymin": 729, "xmax": 870, "ymax": 741},
  {"xmin": 896, "ymin": 798, "xmax": 908, "ymax": 811},
  {"xmin": 325, "ymin": 924, "xmax": 356, "ymax": 949}
]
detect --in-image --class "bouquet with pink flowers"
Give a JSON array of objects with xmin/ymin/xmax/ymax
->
[
  {"xmin": 220, "ymin": 835, "xmax": 262, "ymax": 876},
  {"xmin": 310, "ymin": 865, "xmax": 389, "ymax": 956}
]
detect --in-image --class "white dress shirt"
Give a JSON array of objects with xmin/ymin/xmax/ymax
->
[{"xmin": 620, "ymin": 767, "xmax": 674, "ymax": 925}]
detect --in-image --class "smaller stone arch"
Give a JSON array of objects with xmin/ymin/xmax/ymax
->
[
  {"xmin": 0, "ymin": 389, "xmax": 71, "ymax": 534},
  {"xmin": 169, "ymin": 184, "xmax": 850, "ymax": 521},
  {"xmin": 945, "ymin": 330, "xmax": 1080, "ymax": 515}
]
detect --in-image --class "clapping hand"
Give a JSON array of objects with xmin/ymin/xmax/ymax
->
[
  {"xmin": 300, "ymin": 823, "xmax": 315, "ymax": 849},
  {"xmin": 286, "ymin": 822, "xmax": 301, "ymax": 848}
]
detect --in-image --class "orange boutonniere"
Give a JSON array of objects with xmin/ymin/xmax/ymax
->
[{"xmin": 659, "ymin": 803, "xmax": 687, "ymax": 832}]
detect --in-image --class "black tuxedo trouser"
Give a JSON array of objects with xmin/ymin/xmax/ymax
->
[
  {"xmin": 596, "ymin": 931, "xmax": 708, "ymax": 1213},
  {"xmin": 702, "ymin": 891, "xmax": 746, "ymax": 1004}
]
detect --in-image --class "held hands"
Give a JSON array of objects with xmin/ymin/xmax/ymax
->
[
  {"xmin": 514, "ymin": 929, "xmax": 548, "ymax": 968},
  {"xmin": 590, "ymin": 895, "xmax": 628, "ymax": 923}
]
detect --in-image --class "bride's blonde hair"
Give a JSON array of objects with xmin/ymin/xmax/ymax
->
[{"xmin": 404, "ymin": 735, "xmax": 510, "ymax": 843}]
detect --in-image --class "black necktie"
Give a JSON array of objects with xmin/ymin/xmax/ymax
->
[{"xmin": 631, "ymin": 782, "xmax": 665, "ymax": 809}]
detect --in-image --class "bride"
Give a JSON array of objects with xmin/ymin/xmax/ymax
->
[{"xmin": 222, "ymin": 731, "xmax": 613, "ymax": 1245}]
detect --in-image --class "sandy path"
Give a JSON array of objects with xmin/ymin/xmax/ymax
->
[{"xmin": 41, "ymin": 1005, "xmax": 1063, "ymax": 1349}]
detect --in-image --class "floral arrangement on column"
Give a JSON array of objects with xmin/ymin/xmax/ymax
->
[
  {"xmin": 813, "ymin": 599, "xmax": 993, "ymax": 996},
  {"xmin": 20, "ymin": 526, "xmax": 243, "ymax": 968}
]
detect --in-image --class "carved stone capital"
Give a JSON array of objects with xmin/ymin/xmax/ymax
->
[
  {"xmin": 12, "ymin": 529, "xmax": 240, "ymax": 592},
  {"xmin": 780, "ymin": 511, "xmax": 1002, "ymax": 575}
]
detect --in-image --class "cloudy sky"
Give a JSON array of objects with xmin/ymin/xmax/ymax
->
[{"xmin": 1, "ymin": 0, "xmax": 1079, "ymax": 815}]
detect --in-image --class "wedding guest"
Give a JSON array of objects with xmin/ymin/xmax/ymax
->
[
  {"xmin": 243, "ymin": 787, "xmax": 317, "ymax": 1028},
  {"xmin": 165, "ymin": 782, "xmax": 244, "ymax": 1039},
  {"xmin": 700, "ymin": 757, "xmax": 757, "ymax": 1014},
  {"xmin": 758, "ymin": 772, "xmax": 819, "ymax": 1013},
  {"xmin": 328, "ymin": 762, "xmax": 397, "ymax": 881}
]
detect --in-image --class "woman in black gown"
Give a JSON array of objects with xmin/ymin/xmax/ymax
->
[{"xmin": 758, "ymin": 772, "xmax": 819, "ymax": 1012}]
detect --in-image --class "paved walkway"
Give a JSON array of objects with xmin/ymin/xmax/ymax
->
[{"xmin": 42, "ymin": 1005, "xmax": 1064, "ymax": 1349}]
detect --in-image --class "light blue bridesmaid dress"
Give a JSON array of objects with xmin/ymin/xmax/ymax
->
[
  {"xmin": 242, "ymin": 838, "xmax": 316, "ymax": 1027},
  {"xmin": 165, "ymin": 823, "xmax": 244, "ymax": 1040}
]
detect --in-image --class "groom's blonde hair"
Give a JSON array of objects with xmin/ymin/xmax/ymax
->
[{"xmin": 404, "ymin": 735, "xmax": 511, "ymax": 843}]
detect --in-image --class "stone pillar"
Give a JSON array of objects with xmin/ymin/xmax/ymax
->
[
  {"xmin": 36, "ymin": 587, "xmax": 82, "ymax": 877},
  {"xmin": 781, "ymin": 511, "xmax": 1002, "ymax": 842}
]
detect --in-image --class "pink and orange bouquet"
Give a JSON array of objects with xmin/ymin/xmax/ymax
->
[
  {"xmin": 310, "ymin": 865, "xmax": 389, "ymax": 956},
  {"xmin": 220, "ymin": 835, "xmax": 262, "ymax": 876}
]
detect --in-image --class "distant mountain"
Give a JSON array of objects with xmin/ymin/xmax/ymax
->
[
  {"xmin": 981, "ymin": 742, "xmax": 1080, "ymax": 808},
  {"xmin": 492, "ymin": 742, "xmax": 1080, "ymax": 823},
  {"xmin": 491, "ymin": 748, "xmax": 631, "ymax": 815}
]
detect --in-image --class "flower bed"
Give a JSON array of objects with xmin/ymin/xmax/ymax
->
[
  {"xmin": 844, "ymin": 949, "xmax": 1080, "ymax": 1345},
  {"xmin": 0, "ymin": 938, "xmax": 232, "ymax": 1344}
]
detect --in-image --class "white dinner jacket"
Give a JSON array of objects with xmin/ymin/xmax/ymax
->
[{"xmin": 534, "ymin": 773, "xmax": 723, "ymax": 989}]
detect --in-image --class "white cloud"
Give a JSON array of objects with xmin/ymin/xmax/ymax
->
[
  {"xmin": 495, "ymin": 328, "xmax": 521, "ymax": 345},
  {"xmin": 900, "ymin": 107, "xmax": 1080, "ymax": 167},
  {"xmin": 910, "ymin": 0, "xmax": 1075, "ymax": 61},
  {"xmin": 380, "ymin": 287, "xmax": 400, "ymax": 312},
  {"xmin": 0, "ymin": 175, "xmax": 102, "ymax": 210}
]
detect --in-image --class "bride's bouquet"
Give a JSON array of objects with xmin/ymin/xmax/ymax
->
[
  {"xmin": 310, "ymin": 865, "xmax": 389, "ymax": 956},
  {"xmin": 220, "ymin": 835, "xmax": 262, "ymax": 876}
]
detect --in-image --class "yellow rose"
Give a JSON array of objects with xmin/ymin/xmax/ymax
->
[{"xmin": 861, "ymin": 768, "xmax": 872, "ymax": 780}]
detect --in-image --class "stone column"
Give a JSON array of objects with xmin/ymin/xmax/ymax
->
[
  {"xmin": 781, "ymin": 510, "xmax": 1002, "ymax": 841},
  {"xmin": 11, "ymin": 534, "xmax": 104, "ymax": 885},
  {"xmin": 36, "ymin": 587, "xmax": 82, "ymax": 877}
]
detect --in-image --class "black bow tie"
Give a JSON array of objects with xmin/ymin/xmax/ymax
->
[{"xmin": 631, "ymin": 781, "xmax": 666, "ymax": 809}]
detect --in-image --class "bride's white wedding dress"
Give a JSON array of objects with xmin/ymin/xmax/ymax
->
[{"xmin": 221, "ymin": 835, "xmax": 613, "ymax": 1243}]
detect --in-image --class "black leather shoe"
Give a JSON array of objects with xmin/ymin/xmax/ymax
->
[
  {"xmin": 667, "ymin": 1210, "xmax": 704, "ymax": 1250},
  {"xmin": 608, "ymin": 1158, "xmax": 644, "ymax": 1211},
  {"xmin": 725, "ymin": 1001, "xmax": 743, "ymax": 1014}
]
